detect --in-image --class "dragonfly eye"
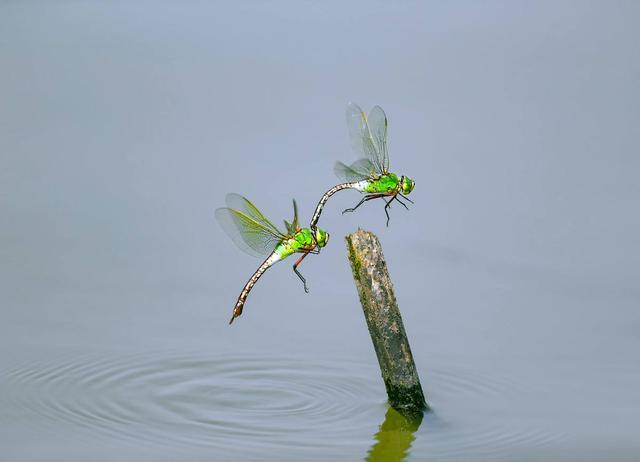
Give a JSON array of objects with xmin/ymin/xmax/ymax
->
[
  {"xmin": 315, "ymin": 228, "xmax": 329, "ymax": 247},
  {"xmin": 402, "ymin": 176, "xmax": 415, "ymax": 194}
]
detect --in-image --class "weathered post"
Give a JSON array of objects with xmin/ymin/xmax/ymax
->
[{"xmin": 345, "ymin": 229, "xmax": 427, "ymax": 412}]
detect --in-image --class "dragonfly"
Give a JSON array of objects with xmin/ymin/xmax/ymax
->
[
  {"xmin": 310, "ymin": 102, "xmax": 415, "ymax": 230},
  {"xmin": 215, "ymin": 193, "xmax": 330, "ymax": 325}
]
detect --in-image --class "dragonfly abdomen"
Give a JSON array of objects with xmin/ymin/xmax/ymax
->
[
  {"xmin": 310, "ymin": 181, "xmax": 362, "ymax": 229},
  {"xmin": 229, "ymin": 251, "xmax": 281, "ymax": 324}
]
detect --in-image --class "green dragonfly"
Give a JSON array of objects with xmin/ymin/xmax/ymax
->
[
  {"xmin": 215, "ymin": 193, "xmax": 330, "ymax": 324},
  {"xmin": 310, "ymin": 102, "xmax": 415, "ymax": 229}
]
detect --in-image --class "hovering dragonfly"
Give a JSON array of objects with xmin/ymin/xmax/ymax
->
[
  {"xmin": 215, "ymin": 194, "xmax": 330, "ymax": 324},
  {"xmin": 310, "ymin": 103, "xmax": 415, "ymax": 229}
]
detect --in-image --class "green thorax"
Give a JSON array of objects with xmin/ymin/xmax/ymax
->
[
  {"xmin": 362, "ymin": 173, "xmax": 400, "ymax": 194},
  {"xmin": 275, "ymin": 227, "xmax": 328, "ymax": 259}
]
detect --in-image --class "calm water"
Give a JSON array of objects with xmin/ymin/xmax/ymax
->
[
  {"xmin": 0, "ymin": 350, "xmax": 588, "ymax": 461},
  {"xmin": 2, "ymin": 289, "xmax": 639, "ymax": 462},
  {"xmin": 2, "ymin": 1, "xmax": 639, "ymax": 460}
]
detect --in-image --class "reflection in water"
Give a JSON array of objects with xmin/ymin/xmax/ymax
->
[{"xmin": 366, "ymin": 406, "xmax": 423, "ymax": 462}]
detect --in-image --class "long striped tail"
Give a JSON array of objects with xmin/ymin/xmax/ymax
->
[
  {"xmin": 229, "ymin": 252, "xmax": 280, "ymax": 325},
  {"xmin": 310, "ymin": 182, "xmax": 360, "ymax": 229}
]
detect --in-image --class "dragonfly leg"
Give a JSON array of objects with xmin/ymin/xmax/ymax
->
[
  {"xmin": 310, "ymin": 233, "xmax": 321, "ymax": 254},
  {"xmin": 342, "ymin": 194, "xmax": 386, "ymax": 215},
  {"xmin": 384, "ymin": 198, "xmax": 392, "ymax": 226},
  {"xmin": 399, "ymin": 193, "xmax": 414, "ymax": 204},
  {"xmin": 293, "ymin": 251, "xmax": 311, "ymax": 293},
  {"xmin": 383, "ymin": 193, "xmax": 412, "ymax": 226},
  {"xmin": 393, "ymin": 194, "xmax": 410, "ymax": 210},
  {"xmin": 342, "ymin": 197, "xmax": 367, "ymax": 215}
]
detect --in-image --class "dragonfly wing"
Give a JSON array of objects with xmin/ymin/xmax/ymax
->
[
  {"xmin": 291, "ymin": 199, "xmax": 299, "ymax": 232},
  {"xmin": 368, "ymin": 106, "xmax": 389, "ymax": 173},
  {"xmin": 345, "ymin": 102, "xmax": 386, "ymax": 174},
  {"xmin": 283, "ymin": 199, "xmax": 299, "ymax": 235},
  {"xmin": 215, "ymin": 208, "xmax": 284, "ymax": 258},
  {"xmin": 225, "ymin": 193, "xmax": 285, "ymax": 236},
  {"xmin": 334, "ymin": 158, "xmax": 377, "ymax": 182}
]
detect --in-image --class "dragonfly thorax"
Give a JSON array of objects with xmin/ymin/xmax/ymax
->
[
  {"xmin": 358, "ymin": 173, "xmax": 414, "ymax": 196},
  {"xmin": 279, "ymin": 227, "xmax": 329, "ymax": 257}
]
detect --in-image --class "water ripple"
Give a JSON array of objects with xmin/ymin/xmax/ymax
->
[{"xmin": 0, "ymin": 351, "xmax": 565, "ymax": 460}]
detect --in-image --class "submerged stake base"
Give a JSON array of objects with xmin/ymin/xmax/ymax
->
[{"xmin": 384, "ymin": 381, "xmax": 427, "ymax": 412}]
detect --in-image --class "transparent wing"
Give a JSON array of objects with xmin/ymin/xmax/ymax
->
[
  {"xmin": 368, "ymin": 105, "xmax": 389, "ymax": 173},
  {"xmin": 291, "ymin": 199, "xmax": 299, "ymax": 231},
  {"xmin": 225, "ymin": 193, "xmax": 284, "ymax": 236},
  {"xmin": 215, "ymin": 207, "xmax": 285, "ymax": 258},
  {"xmin": 283, "ymin": 199, "xmax": 299, "ymax": 235},
  {"xmin": 334, "ymin": 158, "xmax": 377, "ymax": 182},
  {"xmin": 345, "ymin": 102, "xmax": 387, "ymax": 174}
]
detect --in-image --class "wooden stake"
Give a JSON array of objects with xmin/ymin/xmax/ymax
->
[{"xmin": 345, "ymin": 229, "xmax": 427, "ymax": 412}]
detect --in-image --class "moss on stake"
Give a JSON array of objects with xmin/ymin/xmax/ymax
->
[{"xmin": 345, "ymin": 229, "xmax": 427, "ymax": 412}]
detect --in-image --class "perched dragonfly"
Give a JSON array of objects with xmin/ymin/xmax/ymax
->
[
  {"xmin": 216, "ymin": 194, "xmax": 330, "ymax": 324},
  {"xmin": 310, "ymin": 103, "xmax": 415, "ymax": 229}
]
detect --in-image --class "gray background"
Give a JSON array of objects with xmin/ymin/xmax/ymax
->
[{"xmin": 1, "ymin": 1, "xmax": 639, "ymax": 460}]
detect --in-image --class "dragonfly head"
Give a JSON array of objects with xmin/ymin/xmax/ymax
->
[
  {"xmin": 314, "ymin": 227, "xmax": 330, "ymax": 248},
  {"xmin": 400, "ymin": 175, "xmax": 415, "ymax": 195}
]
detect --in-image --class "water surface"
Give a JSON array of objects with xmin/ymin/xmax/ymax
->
[{"xmin": 1, "ymin": 1, "xmax": 639, "ymax": 460}]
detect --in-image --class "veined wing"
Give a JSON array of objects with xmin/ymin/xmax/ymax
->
[
  {"xmin": 368, "ymin": 106, "xmax": 389, "ymax": 173},
  {"xmin": 283, "ymin": 199, "xmax": 299, "ymax": 235},
  {"xmin": 334, "ymin": 158, "xmax": 377, "ymax": 182},
  {"xmin": 345, "ymin": 102, "xmax": 388, "ymax": 174},
  {"xmin": 225, "ymin": 193, "xmax": 284, "ymax": 237},
  {"xmin": 215, "ymin": 208, "xmax": 285, "ymax": 258},
  {"xmin": 215, "ymin": 205, "xmax": 286, "ymax": 258}
]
